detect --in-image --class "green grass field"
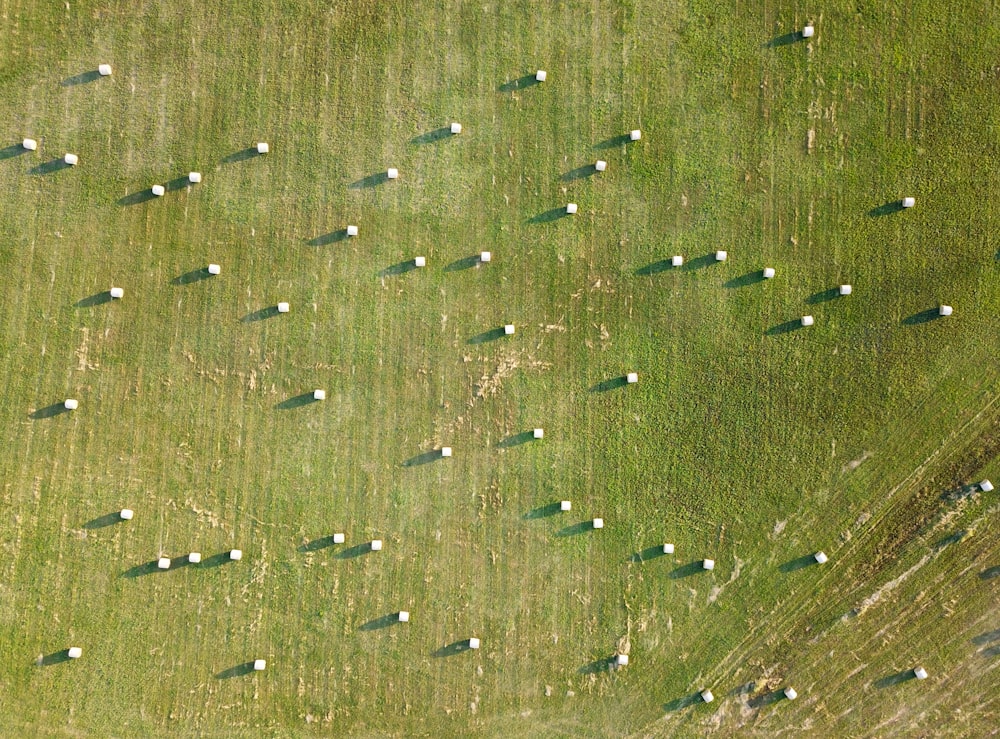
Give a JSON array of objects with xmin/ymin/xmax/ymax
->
[{"xmin": 1, "ymin": 0, "xmax": 998, "ymax": 736}]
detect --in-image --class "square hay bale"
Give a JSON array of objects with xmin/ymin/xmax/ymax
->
[
  {"xmin": 504, "ymin": 324, "xmax": 515, "ymax": 335},
  {"xmin": 535, "ymin": 70, "xmax": 546, "ymax": 81},
  {"xmin": 98, "ymin": 64, "xmax": 113, "ymax": 76},
  {"xmin": 387, "ymin": 167, "xmax": 399, "ymax": 179},
  {"xmin": 663, "ymin": 543, "xmax": 674, "ymax": 554},
  {"xmin": 450, "ymin": 122, "xmax": 462, "ymax": 134},
  {"xmin": 626, "ymin": 372, "xmax": 638, "ymax": 383},
  {"xmin": 802, "ymin": 25, "xmax": 814, "ymax": 38},
  {"xmin": 256, "ymin": 142, "xmax": 269, "ymax": 154},
  {"xmin": 109, "ymin": 287, "xmax": 124, "ymax": 299},
  {"xmin": 22, "ymin": 138, "xmax": 37, "ymax": 151},
  {"xmin": 703, "ymin": 559, "xmax": 715, "ymax": 570},
  {"xmin": 629, "ymin": 129, "xmax": 642, "ymax": 141},
  {"xmin": 914, "ymin": 666, "xmax": 928, "ymax": 680},
  {"xmin": 398, "ymin": 611, "xmax": 410, "ymax": 622},
  {"xmin": 120, "ymin": 509, "xmax": 133, "ymax": 520},
  {"xmin": 333, "ymin": 533, "xmax": 346, "ymax": 544},
  {"xmin": 441, "ymin": 446, "xmax": 452, "ymax": 457},
  {"xmin": 370, "ymin": 540, "xmax": 383, "ymax": 551},
  {"xmin": 671, "ymin": 255, "xmax": 683, "ymax": 267},
  {"xmin": 277, "ymin": 302, "xmax": 290, "ymax": 313},
  {"xmin": 229, "ymin": 549, "xmax": 242, "ymax": 561},
  {"xmin": 614, "ymin": 654, "xmax": 629, "ymax": 667},
  {"xmin": 68, "ymin": 647, "xmax": 82, "ymax": 659},
  {"xmin": 595, "ymin": 160, "xmax": 607, "ymax": 172},
  {"xmin": 188, "ymin": 172, "xmax": 201, "ymax": 183},
  {"xmin": 157, "ymin": 557, "xmax": 171, "ymax": 570},
  {"xmin": 208, "ymin": 263, "xmax": 221, "ymax": 275},
  {"xmin": 801, "ymin": 315, "xmax": 814, "ymax": 327},
  {"xmin": 715, "ymin": 250, "xmax": 727, "ymax": 261},
  {"xmin": 313, "ymin": 390, "xmax": 326, "ymax": 401},
  {"xmin": 64, "ymin": 153, "xmax": 79, "ymax": 165},
  {"xmin": 64, "ymin": 399, "xmax": 79, "ymax": 410},
  {"xmin": 980, "ymin": 480, "xmax": 994, "ymax": 493},
  {"xmin": 480, "ymin": 251, "xmax": 491, "ymax": 263},
  {"xmin": 468, "ymin": 637, "xmax": 481, "ymax": 649},
  {"xmin": 902, "ymin": 197, "xmax": 915, "ymax": 208},
  {"xmin": 254, "ymin": 659, "xmax": 266, "ymax": 671},
  {"xmin": 346, "ymin": 225, "xmax": 359, "ymax": 237},
  {"xmin": 763, "ymin": 267, "xmax": 776, "ymax": 279},
  {"xmin": 839, "ymin": 284, "xmax": 852, "ymax": 295},
  {"xmin": 188, "ymin": 552, "xmax": 201, "ymax": 563},
  {"xmin": 414, "ymin": 256, "xmax": 426, "ymax": 267},
  {"xmin": 560, "ymin": 500, "xmax": 572, "ymax": 511},
  {"xmin": 566, "ymin": 203, "xmax": 577, "ymax": 214},
  {"xmin": 592, "ymin": 518, "xmax": 604, "ymax": 529},
  {"xmin": 533, "ymin": 428, "xmax": 544, "ymax": 438},
  {"xmin": 151, "ymin": 185, "xmax": 165, "ymax": 196}
]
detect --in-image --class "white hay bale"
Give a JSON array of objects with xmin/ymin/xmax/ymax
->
[
  {"xmin": 208, "ymin": 263, "xmax": 221, "ymax": 275},
  {"xmin": 980, "ymin": 480, "xmax": 994, "ymax": 493},
  {"xmin": 188, "ymin": 172, "xmax": 201, "ymax": 183},
  {"xmin": 663, "ymin": 543, "xmax": 674, "ymax": 554},
  {"xmin": 64, "ymin": 399, "xmax": 79, "ymax": 410},
  {"xmin": 814, "ymin": 551, "xmax": 828, "ymax": 564},
  {"xmin": 188, "ymin": 552, "xmax": 201, "ymax": 563},
  {"xmin": 277, "ymin": 302, "xmax": 290, "ymax": 313},
  {"xmin": 109, "ymin": 287, "xmax": 124, "ymax": 299},
  {"xmin": 801, "ymin": 315, "xmax": 814, "ymax": 327},
  {"xmin": 157, "ymin": 557, "xmax": 171, "ymax": 570},
  {"xmin": 229, "ymin": 549, "xmax": 242, "ymax": 561},
  {"xmin": 450, "ymin": 122, "xmax": 462, "ymax": 134},
  {"xmin": 938, "ymin": 305, "xmax": 953, "ymax": 316},
  {"xmin": 535, "ymin": 70, "xmax": 547, "ymax": 82},
  {"xmin": 120, "ymin": 509, "xmax": 133, "ymax": 520},
  {"xmin": 22, "ymin": 138, "xmax": 37, "ymax": 151},
  {"xmin": 763, "ymin": 267, "xmax": 776, "ymax": 279},
  {"xmin": 254, "ymin": 659, "xmax": 266, "ymax": 671},
  {"xmin": 626, "ymin": 372, "xmax": 638, "ymax": 384},
  {"xmin": 703, "ymin": 559, "xmax": 715, "ymax": 570},
  {"xmin": 914, "ymin": 666, "xmax": 928, "ymax": 680},
  {"xmin": 902, "ymin": 197, "xmax": 915, "ymax": 208},
  {"xmin": 595, "ymin": 160, "xmax": 607, "ymax": 172},
  {"xmin": 333, "ymin": 533, "xmax": 345, "ymax": 544},
  {"xmin": 784, "ymin": 687, "xmax": 798, "ymax": 700},
  {"xmin": 504, "ymin": 324, "xmax": 515, "ymax": 335},
  {"xmin": 468, "ymin": 637, "xmax": 481, "ymax": 649},
  {"xmin": 151, "ymin": 185, "xmax": 165, "ymax": 196},
  {"xmin": 701, "ymin": 689, "xmax": 714, "ymax": 703},
  {"xmin": 614, "ymin": 654, "xmax": 629, "ymax": 667},
  {"xmin": 715, "ymin": 250, "xmax": 727, "ymax": 261},
  {"xmin": 387, "ymin": 167, "xmax": 399, "ymax": 179},
  {"xmin": 533, "ymin": 428, "xmax": 544, "ymax": 439},
  {"xmin": 64, "ymin": 153, "xmax": 79, "ymax": 166},
  {"xmin": 414, "ymin": 256, "xmax": 426, "ymax": 267},
  {"xmin": 98, "ymin": 64, "xmax": 113, "ymax": 76},
  {"xmin": 370, "ymin": 539, "xmax": 383, "ymax": 551},
  {"xmin": 560, "ymin": 500, "xmax": 572, "ymax": 511},
  {"xmin": 479, "ymin": 251, "xmax": 491, "ymax": 263},
  {"xmin": 592, "ymin": 518, "xmax": 604, "ymax": 529},
  {"xmin": 566, "ymin": 203, "xmax": 577, "ymax": 214},
  {"xmin": 629, "ymin": 129, "xmax": 642, "ymax": 141},
  {"xmin": 839, "ymin": 284, "xmax": 852, "ymax": 295},
  {"xmin": 256, "ymin": 142, "xmax": 269, "ymax": 154},
  {"xmin": 346, "ymin": 225, "xmax": 359, "ymax": 237},
  {"xmin": 671, "ymin": 255, "xmax": 683, "ymax": 267},
  {"xmin": 398, "ymin": 611, "xmax": 410, "ymax": 622},
  {"xmin": 68, "ymin": 647, "xmax": 83, "ymax": 659},
  {"xmin": 441, "ymin": 446, "xmax": 452, "ymax": 457},
  {"xmin": 802, "ymin": 26, "xmax": 814, "ymax": 38},
  {"xmin": 313, "ymin": 390, "xmax": 326, "ymax": 401}
]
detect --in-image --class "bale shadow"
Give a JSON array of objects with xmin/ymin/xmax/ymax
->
[
  {"xmin": 443, "ymin": 255, "xmax": 480, "ymax": 272},
  {"xmin": 594, "ymin": 134, "xmax": 631, "ymax": 150},
  {"xmin": 61, "ymin": 69, "xmax": 102, "ymax": 86},
  {"xmin": 527, "ymin": 207, "xmax": 570, "ymax": 224},
  {"xmin": 379, "ymin": 261, "xmax": 418, "ymax": 277},
  {"xmin": 868, "ymin": 201, "xmax": 905, "ymax": 217},
  {"xmin": 555, "ymin": 521, "xmax": 595, "ymax": 537},
  {"xmin": 724, "ymin": 272, "xmax": 766, "ymax": 289},
  {"xmin": 523, "ymin": 502, "xmax": 562, "ymax": 520},
  {"xmin": 275, "ymin": 393, "xmax": 320, "ymax": 410},
  {"xmin": 682, "ymin": 253, "xmax": 719, "ymax": 271},
  {"xmin": 30, "ymin": 403, "xmax": 71, "ymax": 419},
  {"xmin": 560, "ymin": 165, "xmax": 597, "ymax": 182},
  {"xmin": 497, "ymin": 431, "xmax": 534, "ymax": 448},
  {"xmin": 468, "ymin": 327, "xmax": 506, "ymax": 345},
  {"xmin": 334, "ymin": 543, "xmax": 373, "ymax": 559},
  {"xmin": 902, "ymin": 309, "xmax": 940, "ymax": 326},
  {"xmin": 75, "ymin": 291, "xmax": 112, "ymax": 308},
  {"xmin": 807, "ymin": 287, "xmax": 841, "ymax": 304},
  {"xmin": 635, "ymin": 260, "xmax": 675, "ymax": 276},
  {"xmin": 875, "ymin": 670, "xmax": 916, "ymax": 689},
  {"xmin": 432, "ymin": 640, "xmax": 474, "ymax": 657},
  {"xmin": 30, "ymin": 159, "xmax": 71, "ymax": 175},
  {"xmin": 498, "ymin": 74, "xmax": 540, "ymax": 92},
  {"xmin": 83, "ymin": 512, "xmax": 125, "ymax": 529},
  {"xmin": 577, "ymin": 657, "xmax": 611, "ymax": 674},
  {"xmin": 766, "ymin": 320, "xmax": 804, "ymax": 336},
  {"xmin": 763, "ymin": 31, "xmax": 802, "ymax": 48},
  {"xmin": 668, "ymin": 561, "xmax": 706, "ymax": 579},
  {"xmin": 37, "ymin": 650, "xmax": 73, "ymax": 666},
  {"xmin": 629, "ymin": 546, "xmax": 668, "ymax": 563},
  {"xmin": 982, "ymin": 645, "xmax": 1000, "ymax": 658},
  {"xmin": 349, "ymin": 171, "xmax": 389, "ymax": 190},
  {"xmin": 663, "ymin": 693, "xmax": 702, "ymax": 712},
  {"xmin": 199, "ymin": 552, "xmax": 236, "ymax": 568},
  {"xmin": 748, "ymin": 690, "xmax": 786, "ymax": 708},
  {"xmin": 402, "ymin": 450, "xmax": 441, "ymax": 467},
  {"xmin": 941, "ymin": 484, "xmax": 979, "ymax": 502},
  {"xmin": 216, "ymin": 662, "xmax": 255, "ymax": 679},
  {"xmin": 934, "ymin": 530, "xmax": 967, "ymax": 549},
  {"xmin": 171, "ymin": 268, "xmax": 212, "ymax": 285},
  {"xmin": 359, "ymin": 613, "xmax": 402, "ymax": 631},
  {"xmin": 779, "ymin": 555, "xmax": 817, "ymax": 573},
  {"xmin": 164, "ymin": 176, "xmax": 191, "ymax": 192},
  {"xmin": 590, "ymin": 376, "xmax": 628, "ymax": 393},
  {"xmin": 121, "ymin": 560, "xmax": 160, "ymax": 579},
  {"xmin": 410, "ymin": 128, "xmax": 452, "ymax": 144},
  {"xmin": 117, "ymin": 189, "xmax": 157, "ymax": 206},
  {"xmin": 221, "ymin": 148, "xmax": 259, "ymax": 164},
  {"xmin": 0, "ymin": 144, "xmax": 29, "ymax": 160},
  {"xmin": 979, "ymin": 566, "xmax": 1000, "ymax": 580},
  {"xmin": 972, "ymin": 629, "xmax": 1000, "ymax": 646},
  {"xmin": 297, "ymin": 536, "xmax": 339, "ymax": 553},
  {"xmin": 240, "ymin": 306, "xmax": 280, "ymax": 323},
  {"xmin": 307, "ymin": 230, "xmax": 349, "ymax": 246}
]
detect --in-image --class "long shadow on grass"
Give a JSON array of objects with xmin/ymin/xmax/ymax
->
[
  {"xmin": 307, "ymin": 230, "xmax": 349, "ymax": 246},
  {"xmin": 121, "ymin": 560, "xmax": 160, "ymax": 578},
  {"xmin": 497, "ymin": 431, "xmax": 534, "ymax": 448},
  {"xmin": 875, "ymin": 670, "xmax": 916, "ymax": 689},
  {"xmin": 275, "ymin": 393, "xmax": 320, "ymax": 410},
  {"xmin": 83, "ymin": 512, "xmax": 126, "ymax": 529},
  {"xmin": 981, "ymin": 645, "xmax": 1000, "ymax": 658},
  {"xmin": 216, "ymin": 662, "xmax": 255, "ymax": 679},
  {"xmin": 766, "ymin": 319, "xmax": 805, "ymax": 336},
  {"xmin": 164, "ymin": 176, "xmax": 192, "ymax": 192},
  {"xmin": 629, "ymin": 546, "xmax": 669, "ymax": 564},
  {"xmin": 979, "ymin": 565, "xmax": 1000, "ymax": 580},
  {"xmin": 432, "ymin": 640, "xmax": 475, "ymax": 657},
  {"xmin": 561, "ymin": 164, "xmax": 598, "ymax": 182},
  {"xmin": 779, "ymin": 555, "xmax": 817, "ymax": 573},
  {"xmin": 75, "ymin": 291, "xmax": 113, "ymax": 308},
  {"xmin": 763, "ymin": 31, "xmax": 803, "ymax": 48},
  {"xmin": 172, "ymin": 268, "xmax": 213, "ymax": 285},
  {"xmin": 402, "ymin": 450, "xmax": 441, "ymax": 467},
  {"xmin": 902, "ymin": 309, "xmax": 940, "ymax": 326},
  {"xmin": 62, "ymin": 69, "xmax": 102, "ymax": 86},
  {"xmin": 334, "ymin": 543, "xmax": 373, "ymax": 559},
  {"xmin": 241, "ymin": 306, "xmax": 280, "ymax": 323},
  {"xmin": 349, "ymin": 171, "xmax": 389, "ymax": 190},
  {"xmin": 934, "ymin": 530, "xmax": 967, "ymax": 549},
  {"xmin": 527, "ymin": 207, "xmax": 571, "ymax": 224},
  {"xmin": 594, "ymin": 134, "xmax": 631, "ymax": 150},
  {"xmin": 379, "ymin": 260, "xmax": 419, "ymax": 277},
  {"xmin": 972, "ymin": 629, "xmax": 1000, "ymax": 646},
  {"xmin": 221, "ymin": 148, "xmax": 260, "ymax": 164},
  {"xmin": 118, "ymin": 189, "xmax": 157, "ymax": 206},
  {"xmin": 868, "ymin": 201, "xmax": 905, "ymax": 217},
  {"xmin": 807, "ymin": 287, "xmax": 841, "ymax": 304},
  {"xmin": 359, "ymin": 613, "xmax": 402, "ymax": 631},
  {"xmin": 443, "ymin": 255, "xmax": 481, "ymax": 272},
  {"xmin": 410, "ymin": 128, "xmax": 452, "ymax": 144},
  {"xmin": 523, "ymin": 502, "xmax": 562, "ymax": 520},
  {"xmin": 37, "ymin": 650, "xmax": 73, "ymax": 666},
  {"xmin": 555, "ymin": 521, "xmax": 595, "ymax": 537},
  {"xmin": 663, "ymin": 693, "xmax": 702, "ymax": 712},
  {"xmin": 590, "ymin": 376, "xmax": 628, "ymax": 393},
  {"xmin": 668, "ymin": 561, "xmax": 706, "ymax": 579},
  {"xmin": 199, "ymin": 552, "xmax": 238, "ymax": 568},
  {"xmin": 635, "ymin": 259, "xmax": 676, "ymax": 276},
  {"xmin": 498, "ymin": 74, "xmax": 540, "ymax": 92},
  {"xmin": 468, "ymin": 327, "xmax": 506, "ymax": 344},
  {"xmin": 0, "ymin": 143, "xmax": 29, "ymax": 160},
  {"xmin": 298, "ymin": 536, "xmax": 339, "ymax": 553},
  {"xmin": 683, "ymin": 253, "xmax": 719, "ymax": 271},
  {"xmin": 578, "ymin": 657, "xmax": 611, "ymax": 674},
  {"xmin": 30, "ymin": 403, "xmax": 72, "ymax": 419},
  {"xmin": 724, "ymin": 272, "xmax": 766, "ymax": 289},
  {"xmin": 30, "ymin": 159, "xmax": 72, "ymax": 175},
  {"xmin": 748, "ymin": 690, "xmax": 787, "ymax": 708}
]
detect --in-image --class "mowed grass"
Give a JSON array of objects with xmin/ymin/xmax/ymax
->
[{"xmin": 0, "ymin": 0, "xmax": 997, "ymax": 735}]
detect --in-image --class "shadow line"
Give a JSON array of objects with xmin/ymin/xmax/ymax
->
[
  {"xmin": 61, "ymin": 69, "xmax": 102, "ymax": 86},
  {"xmin": 359, "ymin": 614, "xmax": 402, "ymax": 631},
  {"xmin": 594, "ymin": 134, "xmax": 631, "ymax": 150},
  {"xmin": 37, "ymin": 650, "xmax": 73, "ymax": 666},
  {"xmin": 590, "ymin": 376, "xmax": 628, "ymax": 393},
  {"xmin": 527, "ymin": 207, "xmax": 569, "ymax": 224},
  {"xmin": 979, "ymin": 565, "xmax": 1000, "ymax": 580},
  {"xmin": 724, "ymin": 272, "xmax": 766, "ymax": 289},
  {"xmin": 443, "ymin": 255, "xmax": 480, "ymax": 272},
  {"xmin": 0, "ymin": 144, "xmax": 29, "ymax": 160},
  {"xmin": 497, "ymin": 431, "xmax": 534, "ymax": 449},
  {"xmin": 402, "ymin": 451, "xmax": 441, "ymax": 467},
  {"xmin": 578, "ymin": 658, "xmax": 611, "ymax": 674},
  {"xmin": 634, "ymin": 260, "xmax": 676, "ymax": 276},
  {"xmin": 307, "ymin": 230, "xmax": 348, "ymax": 246},
  {"xmin": 555, "ymin": 521, "xmax": 595, "ymax": 537},
  {"xmin": 779, "ymin": 555, "xmax": 818, "ymax": 573},
  {"xmin": 972, "ymin": 629, "xmax": 1000, "ymax": 647},
  {"xmin": 668, "ymin": 561, "xmax": 706, "ymax": 579},
  {"xmin": 432, "ymin": 640, "xmax": 475, "ymax": 657},
  {"xmin": 164, "ymin": 176, "xmax": 191, "ymax": 192},
  {"xmin": 410, "ymin": 128, "xmax": 452, "ymax": 144},
  {"xmin": 216, "ymin": 662, "xmax": 255, "ymax": 679},
  {"xmin": 498, "ymin": 74, "xmax": 540, "ymax": 92},
  {"xmin": 117, "ymin": 189, "xmax": 157, "ymax": 206},
  {"xmin": 663, "ymin": 693, "xmax": 701, "ymax": 712},
  {"xmin": 83, "ymin": 513, "xmax": 125, "ymax": 529},
  {"xmin": 221, "ymin": 148, "xmax": 259, "ymax": 164},
  {"xmin": 766, "ymin": 320, "xmax": 804, "ymax": 336},
  {"xmin": 807, "ymin": 288, "xmax": 840, "ymax": 304},
  {"xmin": 763, "ymin": 31, "xmax": 803, "ymax": 48},
  {"xmin": 875, "ymin": 670, "xmax": 916, "ymax": 689},
  {"xmin": 682, "ymin": 253, "xmax": 719, "ymax": 271},
  {"xmin": 349, "ymin": 172, "xmax": 389, "ymax": 190},
  {"xmin": 121, "ymin": 560, "xmax": 160, "ymax": 579},
  {"xmin": 334, "ymin": 544, "xmax": 373, "ymax": 559},
  {"xmin": 297, "ymin": 536, "xmax": 339, "ymax": 553},
  {"xmin": 30, "ymin": 403, "xmax": 71, "ymax": 420},
  {"xmin": 560, "ymin": 165, "xmax": 597, "ymax": 182},
  {"xmin": 868, "ymin": 201, "xmax": 905, "ymax": 217},
  {"xmin": 275, "ymin": 393, "xmax": 320, "ymax": 410},
  {"xmin": 902, "ymin": 309, "xmax": 940, "ymax": 326},
  {"xmin": 199, "ymin": 552, "xmax": 235, "ymax": 568},
  {"xmin": 241, "ymin": 306, "xmax": 280, "ymax": 323},
  {"xmin": 629, "ymin": 546, "xmax": 669, "ymax": 563},
  {"xmin": 30, "ymin": 159, "xmax": 71, "ymax": 176},
  {"xmin": 523, "ymin": 502, "xmax": 562, "ymax": 520},
  {"xmin": 379, "ymin": 261, "xmax": 418, "ymax": 277},
  {"xmin": 468, "ymin": 327, "xmax": 506, "ymax": 345},
  {"xmin": 75, "ymin": 291, "xmax": 112, "ymax": 308},
  {"xmin": 171, "ymin": 268, "xmax": 212, "ymax": 285},
  {"xmin": 748, "ymin": 690, "xmax": 786, "ymax": 708}
]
